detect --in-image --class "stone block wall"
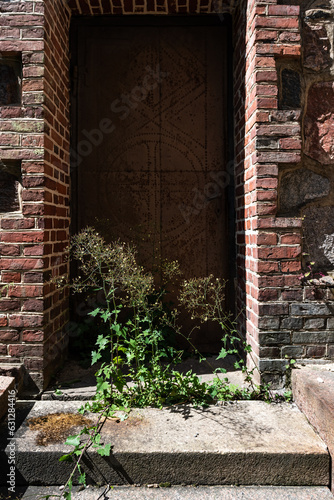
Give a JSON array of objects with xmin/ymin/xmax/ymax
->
[{"xmin": 0, "ymin": 0, "xmax": 333, "ymax": 390}]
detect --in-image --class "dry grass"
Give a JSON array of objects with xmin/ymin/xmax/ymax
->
[{"xmin": 27, "ymin": 412, "xmax": 93, "ymax": 446}]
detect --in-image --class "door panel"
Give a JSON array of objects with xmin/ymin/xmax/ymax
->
[{"xmin": 75, "ymin": 22, "xmax": 229, "ymax": 349}]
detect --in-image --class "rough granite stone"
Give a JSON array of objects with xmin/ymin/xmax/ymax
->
[
  {"xmin": 303, "ymin": 20, "xmax": 331, "ymax": 72},
  {"xmin": 305, "ymin": 82, "xmax": 334, "ymax": 164},
  {"xmin": 279, "ymin": 169, "xmax": 330, "ymax": 214},
  {"xmin": 303, "ymin": 206, "xmax": 334, "ymax": 268}
]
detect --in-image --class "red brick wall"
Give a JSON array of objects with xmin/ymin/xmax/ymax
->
[
  {"xmin": 0, "ymin": 0, "xmax": 70, "ymax": 390},
  {"xmin": 236, "ymin": 0, "xmax": 334, "ymax": 387},
  {"xmin": 42, "ymin": 0, "xmax": 71, "ymax": 387},
  {"xmin": 241, "ymin": 0, "xmax": 303, "ymax": 386}
]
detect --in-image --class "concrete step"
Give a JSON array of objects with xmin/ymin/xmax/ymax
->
[
  {"xmin": 2, "ymin": 400, "xmax": 330, "ymax": 487},
  {"xmin": 0, "ymin": 364, "xmax": 25, "ymax": 396},
  {"xmin": 41, "ymin": 358, "xmax": 245, "ymax": 401},
  {"xmin": 0, "ymin": 376, "xmax": 15, "ymax": 421},
  {"xmin": 292, "ymin": 363, "xmax": 334, "ymax": 493},
  {"xmin": 12, "ymin": 485, "xmax": 334, "ymax": 499}
]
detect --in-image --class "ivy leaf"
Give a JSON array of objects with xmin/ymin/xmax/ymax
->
[
  {"xmin": 217, "ymin": 348, "xmax": 227, "ymax": 360},
  {"xmin": 101, "ymin": 310, "xmax": 111, "ymax": 322},
  {"xmin": 89, "ymin": 307, "xmax": 101, "ymax": 317},
  {"xmin": 111, "ymin": 323, "xmax": 121, "ymax": 334},
  {"xmin": 96, "ymin": 377, "xmax": 110, "ymax": 394},
  {"xmin": 91, "ymin": 351, "xmax": 102, "ymax": 365},
  {"xmin": 65, "ymin": 435, "xmax": 81, "ymax": 447},
  {"xmin": 97, "ymin": 443, "xmax": 112, "ymax": 457},
  {"xmin": 96, "ymin": 334, "xmax": 109, "ymax": 350}
]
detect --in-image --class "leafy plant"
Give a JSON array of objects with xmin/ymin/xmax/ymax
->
[{"xmin": 52, "ymin": 227, "xmax": 290, "ymax": 499}]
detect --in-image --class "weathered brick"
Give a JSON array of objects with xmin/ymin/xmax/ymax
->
[
  {"xmin": 1, "ymin": 272, "xmax": 21, "ymax": 283},
  {"xmin": 1, "ymin": 232, "xmax": 43, "ymax": 244},
  {"xmin": 0, "ymin": 259, "xmax": 43, "ymax": 271},
  {"xmin": 305, "ymin": 318, "xmax": 326, "ymax": 330},
  {"xmin": 0, "ymin": 331, "xmax": 20, "ymax": 342},
  {"xmin": 0, "ymin": 244, "xmax": 20, "ymax": 256},
  {"xmin": 0, "ymin": 315, "xmax": 7, "ymax": 327},
  {"xmin": 22, "ymin": 330, "xmax": 44, "ymax": 342},
  {"xmin": 258, "ymin": 317, "xmax": 280, "ymax": 330},
  {"xmin": 22, "ymin": 204, "xmax": 44, "ymax": 216},
  {"xmin": 280, "ymin": 233, "xmax": 301, "ymax": 245},
  {"xmin": 258, "ymin": 359, "xmax": 287, "ymax": 372},
  {"xmin": 258, "ymin": 246, "xmax": 301, "ymax": 260},
  {"xmin": 258, "ymin": 288, "xmax": 279, "ymax": 301},
  {"xmin": 290, "ymin": 303, "xmax": 333, "ymax": 316},
  {"xmin": 281, "ymin": 261, "xmax": 301, "ymax": 273},
  {"xmin": 21, "ymin": 28, "xmax": 44, "ymax": 39},
  {"xmin": 0, "ymin": 300, "xmax": 20, "ymax": 312},
  {"xmin": 292, "ymin": 331, "xmax": 334, "ymax": 344},
  {"xmin": 22, "ymin": 299, "xmax": 43, "ymax": 312},
  {"xmin": 327, "ymin": 318, "xmax": 334, "ymax": 329},
  {"xmin": 259, "ymin": 303, "xmax": 289, "ymax": 316},
  {"xmin": 268, "ymin": 5, "xmax": 300, "ymax": 16},
  {"xmin": 260, "ymin": 346, "xmax": 281, "ymax": 357},
  {"xmin": 23, "ymin": 272, "xmax": 43, "ymax": 283},
  {"xmin": 305, "ymin": 346, "xmax": 327, "ymax": 358},
  {"xmin": 24, "ymin": 245, "xmax": 44, "ymax": 256},
  {"xmin": 280, "ymin": 317, "xmax": 303, "ymax": 330},
  {"xmin": 7, "ymin": 285, "xmax": 42, "ymax": 298},
  {"xmin": 1, "ymin": 218, "xmax": 35, "ymax": 230},
  {"xmin": 281, "ymin": 289, "xmax": 303, "ymax": 301},
  {"xmin": 281, "ymin": 346, "xmax": 304, "ymax": 358},
  {"xmin": 254, "ymin": 17, "xmax": 299, "ymax": 30},
  {"xmin": 24, "ymin": 358, "xmax": 44, "ymax": 370},
  {"xmin": 8, "ymin": 314, "xmax": 43, "ymax": 328},
  {"xmin": 9, "ymin": 344, "xmax": 43, "ymax": 358}
]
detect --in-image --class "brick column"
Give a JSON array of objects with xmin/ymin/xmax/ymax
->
[
  {"xmin": 239, "ymin": 1, "xmax": 303, "ymax": 387},
  {"xmin": 0, "ymin": 0, "xmax": 71, "ymax": 390}
]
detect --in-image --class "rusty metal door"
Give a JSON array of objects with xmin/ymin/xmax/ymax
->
[{"xmin": 73, "ymin": 19, "xmax": 230, "ymax": 349}]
